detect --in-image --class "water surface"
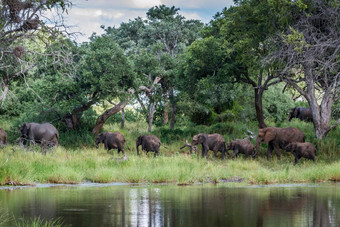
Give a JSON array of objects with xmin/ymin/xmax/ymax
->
[{"xmin": 1, "ymin": 183, "xmax": 340, "ymax": 226}]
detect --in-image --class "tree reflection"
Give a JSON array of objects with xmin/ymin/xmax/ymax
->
[{"xmin": 0, "ymin": 185, "xmax": 340, "ymax": 226}]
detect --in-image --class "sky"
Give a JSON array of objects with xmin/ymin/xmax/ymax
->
[{"xmin": 64, "ymin": 0, "xmax": 234, "ymax": 42}]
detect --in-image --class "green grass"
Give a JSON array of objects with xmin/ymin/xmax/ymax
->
[
  {"xmin": 0, "ymin": 120, "xmax": 339, "ymax": 186},
  {"xmin": 0, "ymin": 205, "xmax": 65, "ymax": 227},
  {"xmin": 0, "ymin": 145, "xmax": 339, "ymax": 186},
  {"xmin": 14, "ymin": 217, "xmax": 66, "ymax": 227}
]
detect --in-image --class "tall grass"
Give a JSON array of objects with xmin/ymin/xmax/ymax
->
[
  {"xmin": 0, "ymin": 120, "xmax": 339, "ymax": 186},
  {"xmin": 14, "ymin": 217, "xmax": 65, "ymax": 227},
  {"xmin": 0, "ymin": 145, "xmax": 340, "ymax": 185},
  {"xmin": 0, "ymin": 206, "xmax": 12, "ymax": 226},
  {"xmin": 0, "ymin": 205, "xmax": 65, "ymax": 227}
]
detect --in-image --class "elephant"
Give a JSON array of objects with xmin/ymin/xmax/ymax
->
[
  {"xmin": 20, "ymin": 122, "xmax": 59, "ymax": 152},
  {"xmin": 255, "ymin": 127, "xmax": 305, "ymax": 160},
  {"xmin": 191, "ymin": 133, "xmax": 227, "ymax": 159},
  {"xmin": 285, "ymin": 142, "xmax": 316, "ymax": 165},
  {"xmin": 226, "ymin": 139, "xmax": 255, "ymax": 159},
  {"xmin": 136, "ymin": 135, "xmax": 161, "ymax": 157},
  {"xmin": 0, "ymin": 128, "xmax": 8, "ymax": 145},
  {"xmin": 95, "ymin": 132, "xmax": 126, "ymax": 155},
  {"xmin": 288, "ymin": 107, "xmax": 313, "ymax": 122}
]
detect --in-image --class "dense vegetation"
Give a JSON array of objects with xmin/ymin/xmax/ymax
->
[{"xmin": 0, "ymin": 0, "xmax": 339, "ymax": 186}]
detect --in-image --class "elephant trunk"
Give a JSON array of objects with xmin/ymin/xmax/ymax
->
[
  {"xmin": 254, "ymin": 137, "xmax": 261, "ymax": 158},
  {"xmin": 95, "ymin": 141, "xmax": 99, "ymax": 149},
  {"xmin": 136, "ymin": 144, "xmax": 140, "ymax": 155}
]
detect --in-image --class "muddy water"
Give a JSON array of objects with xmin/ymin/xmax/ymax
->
[{"xmin": 1, "ymin": 183, "xmax": 340, "ymax": 226}]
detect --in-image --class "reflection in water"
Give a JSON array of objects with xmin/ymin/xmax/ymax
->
[{"xmin": 0, "ymin": 184, "xmax": 340, "ymax": 226}]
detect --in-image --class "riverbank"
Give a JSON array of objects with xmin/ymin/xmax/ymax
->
[{"xmin": 1, "ymin": 145, "xmax": 340, "ymax": 186}]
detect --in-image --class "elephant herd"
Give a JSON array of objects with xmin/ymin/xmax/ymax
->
[
  {"xmin": 0, "ymin": 122, "xmax": 163, "ymax": 157},
  {"xmin": 0, "ymin": 109, "xmax": 316, "ymax": 164},
  {"xmin": 188, "ymin": 126, "xmax": 316, "ymax": 165}
]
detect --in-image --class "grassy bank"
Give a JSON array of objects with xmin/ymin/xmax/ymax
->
[
  {"xmin": 0, "ymin": 120, "xmax": 339, "ymax": 186},
  {"xmin": 1, "ymin": 145, "xmax": 340, "ymax": 185}
]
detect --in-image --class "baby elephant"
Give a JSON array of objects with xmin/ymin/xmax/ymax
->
[
  {"xmin": 285, "ymin": 142, "xmax": 316, "ymax": 165},
  {"xmin": 226, "ymin": 139, "xmax": 255, "ymax": 159},
  {"xmin": 136, "ymin": 135, "xmax": 161, "ymax": 157},
  {"xmin": 95, "ymin": 132, "xmax": 126, "ymax": 156},
  {"xmin": 0, "ymin": 128, "xmax": 8, "ymax": 145}
]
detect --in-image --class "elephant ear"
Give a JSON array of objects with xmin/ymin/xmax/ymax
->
[
  {"xmin": 136, "ymin": 135, "xmax": 143, "ymax": 144},
  {"xmin": 198, "ymin": 134, "xmax": 207, "ymax": 143},
  {"xmin": 226, "ymin": 142, "xmax": 232, "ymax": 150},
  {"xmin": 21, "ymin": 123, "xmax": 29, "ymax": 136},
  {"xmin": 97, "ymin": 133, "xmax": 103, "ymax": 141},
  {"xmin": 264, "ymin": 128, "xmax": 276, "ymax": 143},
  {"xmin": 294, "ymin": 107, "xmax": 300, "ymax": 117}
]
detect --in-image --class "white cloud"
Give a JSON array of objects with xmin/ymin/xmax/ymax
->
[
  {"xmin": 64, "ymin": 0, "xmax": 234, "ymax": 42},
  {"xmin": 180, "ymin": 11, "xmax": 202, "ymax": 21},
  {"xmin": 131, "ymin": 0, "xmax": 162, "ymax": 9}
]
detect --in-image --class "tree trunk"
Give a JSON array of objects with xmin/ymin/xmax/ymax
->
[
  {"xmin": 92, "ymin": 100, "xmax": 128, "ymax": 135},
  {"xmin": 304, "ymin": 66, "xmax": 334, "ymax": 139},
  {"xmin": 0, "ymin": 84, "xmax": 9, "ymax": 104},
  {"xmin": 63, "ymin": 98, "xmax": 97, "ymax": 130},
  {"xmin": 162, "ymin": 88, "xmax": 169, "ymax": 125},
  {"xmin": 254, "ymin": 88, "xmax": 267, "ymax": 129},
  {"xmin": 148, "ymin": 102, "xmax": 156, "ymax": 132},
  {"xmin": 121, "ymin": 108, "xmax": 125, "ymax": 129},
  {"xmin": 169, "ymin": 86, "xmax": 176, "ymax": 130}
]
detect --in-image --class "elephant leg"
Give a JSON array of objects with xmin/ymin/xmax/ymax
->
[
  {"xmin": 120, "ymin": 148, "xmax": 125, "ymax": 156},
  {"xmin": 232, "ymin": 150, "xmax": 238, "ymax": 159},
  {"xmin": 221, "ymin": 150, "xmax": 226, "ymax": 160},
  {"xmin": 293, "ymin": 153, "xmax": 300, "ymax": 165},
  {"xmin": 273, "ymin": 144, "xmax": 281, "ymax": 160},
  {"xmin": 201, "ymin": 148, "xmax": 205, "ymax": 158},
  {"xmin": 41, "ymin": 140, "xmax": 47, "ymax": 155},
  {"xmin": 244, "ymin": 152, "xmax": 249, "ymax": 159},
  {"xmin": 267, "ymin": 143, "xmax": 274, "ymax": 160}
]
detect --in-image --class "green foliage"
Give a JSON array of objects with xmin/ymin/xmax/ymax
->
[
  {"xmin": 0, "ymin": 206, "xmax": 11, "ymax": 226},
  {"xmin": 283, "ymin": 27, "xmax": 309, "ymax": 53},
  {"xmin": 263, "ymin": 84, "xmax": 295, "ymax": 122},
  {"xmin": 15, "ymin": 217, "xmax": 65, "ymax": 227}
]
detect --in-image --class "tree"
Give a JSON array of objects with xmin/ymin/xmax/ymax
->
[
  {"xmin": 179, "ymin": 36, "xmax": 236, "ymax": 124},
  {"xmin": 138, "ymin": 76, "xmax": 162, "ymax": 132},
  {"xmin": 0, "ymin": 0, "xmax": 71, "ymax": 105},
  {"xmin": 105, "ymin": 5, "xmax": 203, "ymax": 130},
  {"xmin": 32, "ymin": 35, "xmax": 134, "ymax": 131},
  {"xmin": 197, "ymin": 0, "xmax": 297, "ymax": 128},
  {"xmin": 146, "ymin": 5, "xmax": 203, "ymax": 129},
  {"xmin": 270, "ymin": 0, "xmax": 340, "ymax": 138}
]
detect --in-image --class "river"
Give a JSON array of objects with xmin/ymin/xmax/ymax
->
[{"xmin": 0, "ymin": 183, "xmax": 339, "ymax": 226}]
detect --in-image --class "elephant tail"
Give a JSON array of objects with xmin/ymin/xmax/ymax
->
[{"xmin": 55, "ymin": 132, "xmax": 60, "ymax": 146}]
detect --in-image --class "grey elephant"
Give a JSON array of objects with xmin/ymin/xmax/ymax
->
[
  {"xmin": 288, "ymin": 107, "xmax": 313, "ymax": 122},
  {"xmin": 136, "ymin": 135, "xmax": 161, "ymax": 157},
  {"xmin": 226, "ymin": 139, "xmax": 255, "ymax": 159},
  {"xmin": 20, "ymin": 123, "xmax": 59, "ymax": 152},
  {"xmin": 255, "ymin": 127, "xmax": 305, "ymax": 160},
  {"xmin": 285, "ymin": 142, "xmax": 316, "ymax": 165},
  {"xmin": 0, "ymin": 128, "xmax": 8, "ymax": 145},
  {"xmin": 191, "ymin": 133, "xmax": 227, "ymax": 159},
  {"xmin": 95, "ymin": 132, "xmax": 126, "ymax": 155}
]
